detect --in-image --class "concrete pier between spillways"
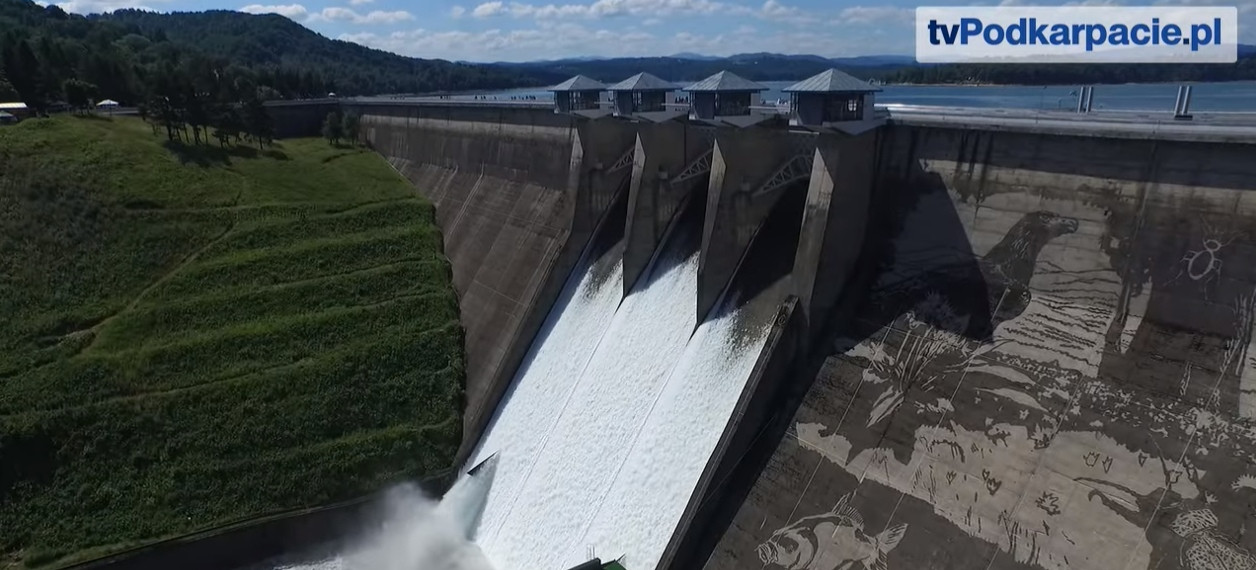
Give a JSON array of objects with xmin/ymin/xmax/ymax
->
[{"xmin": 624, "ymin": 122, "xmax": 715, "ymax": 294}]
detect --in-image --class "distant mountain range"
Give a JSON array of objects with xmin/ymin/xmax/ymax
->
[
  {"xmin": 489, "ymin": 52, "xmax": 920, "ymax": 83},
  {"xmin": 677, "ymin": 52, "xmax": 919, "ymax": 67},
  {"xmin": 496, "ymin": 47, "xmax": 1256, "ymax": 85},
  {"xmin": 491, "ymin": 52, "xmax": 920, "ymax": 77}
]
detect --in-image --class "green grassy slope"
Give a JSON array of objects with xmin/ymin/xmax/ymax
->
[{"xmin": 0, "ymin": 116, "xmax": 463, "ymax": 568}]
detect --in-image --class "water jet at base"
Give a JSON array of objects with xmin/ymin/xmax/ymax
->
[{"xmin": 274, "ymin": 455, "xmax": 501, "ymax": 570}]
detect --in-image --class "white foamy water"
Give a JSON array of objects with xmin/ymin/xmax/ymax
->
[
  {"xmin": 577, "ymin": 305, "xmax": 769, "ymax": 570},
  {"xmin": 465, "ymin": 229, "xmax": 773, "ymax": 570},
  {"xmin": 474, "ymin": 247, "xmax": 700, "ymax": 570},
  {"xmin": 273, "ymin": 227, "xmax": 775, "ymax": 570},
  {"xmin": 464, "ymin": 252, "xmax": 626, "ymax": 554}
]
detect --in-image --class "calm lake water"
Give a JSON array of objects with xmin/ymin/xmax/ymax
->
[{"xmin": 467, "ymin": 80, "xmax": 1256, "ymax": 113}]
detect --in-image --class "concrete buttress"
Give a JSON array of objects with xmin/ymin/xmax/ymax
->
[
  {"xmin": 791, "ymin": 132, "xmax": 877, "ymax": 336},
  {"xmin": 572, "ymin": 119, "xmax": 641, "ymax": 239},
  {"xmin": 698, "ymin": 129, "xmax": 819, "ymax": 323},
  {"xmin": 624, "ymin": 122, "xmax": 717, "ymax": 293}
]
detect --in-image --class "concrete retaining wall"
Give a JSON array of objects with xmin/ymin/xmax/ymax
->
[{"xmin": 264, "ymin": 100, "xmax": 340, "ymax": 139}]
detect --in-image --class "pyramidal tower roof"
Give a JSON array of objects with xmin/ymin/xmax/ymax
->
[
  {"xmin": 682, "ymin": 70, "xmax": 767, "ymax": 92},
  {"xmin": 550, "ymin": 75, "xmax": 607, "ymax": 92},
  {"xmin": 606, "ymin": 72, "xmax": 677, "ymax": 92},
  {"xmin": 783, "ymin": 68, "xmax": 880, "ymax": 93}
]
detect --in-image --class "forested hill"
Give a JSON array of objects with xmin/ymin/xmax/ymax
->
[
  {"xmin": 517, "ymin": 50, "xmax": 1256, "ymax": 85},
  {"xmin": 2, "ymin": 0, "xmax": 1255, "ymax": 111},
  {"xmin": 96, "ymin": 9, "xmax": 566, "ymax": 91},
  {"xmin": 0, "ymin": 0, "xmax": 552, "ymax": 108}
]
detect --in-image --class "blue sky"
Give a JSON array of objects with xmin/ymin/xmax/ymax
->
[{"xmin": 47, "ymin": 0, "xmax": 1256, "ymax": 62}]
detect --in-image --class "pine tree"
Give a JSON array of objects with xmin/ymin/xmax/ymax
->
[
  {"xmin": 341, "ymin": 111, "xmax": 359, "ymax": 145},
  {"xmin": 321, "ymin": 110, "xmax": 343, "ymax": 146}
]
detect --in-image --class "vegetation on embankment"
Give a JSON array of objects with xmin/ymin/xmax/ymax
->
[{"xmin": 0, "ymin": 115, "xmax": 463, "ymax": 569}]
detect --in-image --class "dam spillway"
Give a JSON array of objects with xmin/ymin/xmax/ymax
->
[
  {"xmin": 235, "ymin": 99, "xmax": 1256, "ymax": 570},
  {"xmin": 466, "ymin": 196, "xmax": 773, "ymax": 569}
]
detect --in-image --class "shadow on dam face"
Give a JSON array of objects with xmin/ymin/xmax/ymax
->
[
  {"xmin": 676, "ymin": 154, "xmax": 994, "ymax": 570},
  {"xmin": 700, "ymin": 126, "xmax": 1256, "ymax": 570},
  {"xmin": 632, "ymin": 181, "xmax": 708, "ymax": 295},
  {"xmin": 716, "ymin": 179, "xmax": 808, "ymax": 347},
  {"xmin": 583, "ymin": 181, "xmax": 631, "ymax": 301}
]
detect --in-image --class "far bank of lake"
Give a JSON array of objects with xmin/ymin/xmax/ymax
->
[{"xmin": 456, "ymin": 80, "xmax": 1256, "ymax": 113}]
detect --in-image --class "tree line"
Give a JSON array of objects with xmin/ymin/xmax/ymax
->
[
  {"xmin": 139, "ymin": 61, "xmax": 276, "ymax": 149},
  {"xmin": 0, "ymin": 0, "xmax": 548, "ymax": 115},
  {"xmin": 321, "ymin": 109, "xmax": 358, "ymax": 146}
]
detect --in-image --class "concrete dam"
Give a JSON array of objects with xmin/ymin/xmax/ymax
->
[{"xmin": 271, "ymin": 98, "xmax": 1256, "ymax": 570}]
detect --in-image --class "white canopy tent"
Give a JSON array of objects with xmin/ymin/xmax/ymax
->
[{"xmin": 96, "ymin": 99, "xmax": 120, "ymax": 107}]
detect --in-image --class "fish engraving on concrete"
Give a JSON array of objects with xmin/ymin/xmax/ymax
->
[{"xmin": 756, "ymin": 494, "xmax": 907, "ymax": 570}]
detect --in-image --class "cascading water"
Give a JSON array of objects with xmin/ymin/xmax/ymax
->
[
  {"xmin": 472, "ymin": 238, "xmax": 703, "ymax": 570},
  {"xmin": 575, "ymin": 297, "xmax": 768, "ymax": 570},
  {"xmin": 464, "ymin": 205, "xmax": 773, "ymax": 570},
  {"xmin": 269, "ymin": 200, "xmax": 776, "ymax": 570}
]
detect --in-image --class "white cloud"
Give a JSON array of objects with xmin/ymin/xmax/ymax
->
[
  {"xmin": 471, "ymin": 1, "xmax": 505, "ymax": 16},
  {"xmin": 756, "ymin": 0, "xmax": 811, "ymax": 25},
  {"xmin": 308, "ymin": 6, "xmax": 413, "ymax": 23},
  {"xmin": 314, "ymin": 6, "xmax": 355, "ymax": 19},
  {"xmin": 835, "ymin": 6, "xmax": 911, "ymax": 25},
  {"xmin": 240, "ymin": 2, "xmax": 307, "ymax": 18},
  {"xmin": 339, "ymin": 19, "xmax": 904, "ymax": 61},
  {"xmin": 348, "ymin": 0, "xmax": 372, "ymax": 4},
  {"xmin": 469, "ymin": 0, "xmax": 725, "ymax": 19},
  {"xmin": 451, "ymin": 5, "xmax": 466, "ymax": 17},
  {"xmin": 52, "ymin": 0, "xmax": 162, "ymax": 13},
  {"xmin": 357, "ymin": 9, "xmax": 413, "ymax": 22},
  {"xmin": 462, "ymin": 0, "xmax": 825, "ymax": 27}
]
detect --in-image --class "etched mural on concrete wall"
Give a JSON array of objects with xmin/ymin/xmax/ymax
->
[
  {"xmin": 708, "ymin": 157, "xmax": 1256, "ymax": 570},
  {"xmin": 756, "ymin": 494, "xmax": 907, "ymax": 570}
]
